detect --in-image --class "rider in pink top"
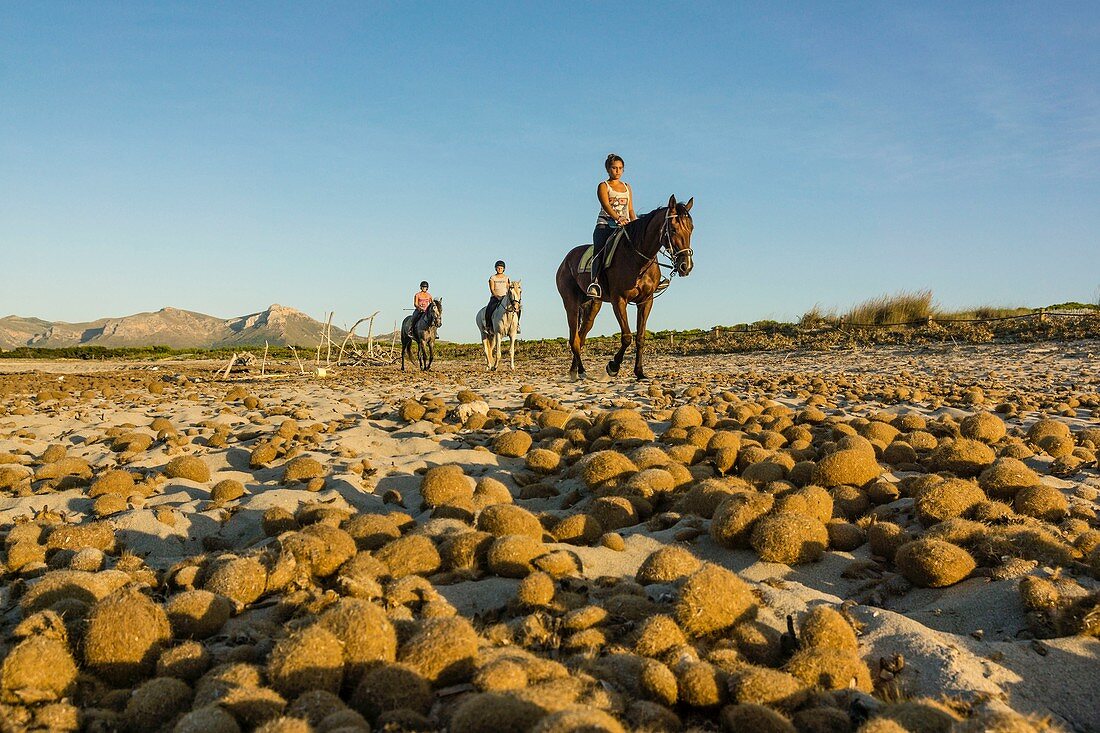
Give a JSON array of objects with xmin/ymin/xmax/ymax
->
[{"xmin": 411, "ymin": 280, "xmax": 433, "ymax": 333}]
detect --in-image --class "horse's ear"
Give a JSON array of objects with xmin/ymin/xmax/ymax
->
[
  {"xmin": 667, "ymin": 194, "xmax": 677, "ymax": 210},
  {"xmin": 684, "ymin": 197, "xmax": 693, "ymax": 212}
]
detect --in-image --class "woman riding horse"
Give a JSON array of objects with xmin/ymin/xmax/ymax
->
[
  {"xmin": 588, "ymin": 154, "xmax": 637, "ymax": 299},
  {"xmin": 557, "ymin": 195, "xmax": 694, "ymax": 381}
]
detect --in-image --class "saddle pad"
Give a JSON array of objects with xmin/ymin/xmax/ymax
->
[{"xmin": 578, "ymin": 228, "xmax": 625, "ymax": 275}]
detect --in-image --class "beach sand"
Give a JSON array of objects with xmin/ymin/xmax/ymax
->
[{"xmin": 1, "ymin": 341, "xmax": 1098, "ymax": 731}]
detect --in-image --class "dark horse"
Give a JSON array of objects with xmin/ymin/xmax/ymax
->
[
  {"xmin": 401, "ymin": 298, "xmax": 443, "ymax": 371},
  {"xmin": 555, "ymin": 195, "xmax": 694, "ymax": 380}
]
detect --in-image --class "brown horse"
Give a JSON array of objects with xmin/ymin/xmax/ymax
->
[{"xmin": 556, "ymin": 195, "xmax": 694, "ymax": 380}]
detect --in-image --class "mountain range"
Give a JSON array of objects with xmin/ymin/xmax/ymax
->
[{"xmin": 0, "ymin": 305, "xmax": 348, "ymax": 350}]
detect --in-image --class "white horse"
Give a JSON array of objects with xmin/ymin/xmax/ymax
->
[{"xmin": 476, "ymin": 280, "xmax": 522, "ymax": 371}]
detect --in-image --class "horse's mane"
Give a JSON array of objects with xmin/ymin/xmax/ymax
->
[{"xmin": 621, "ymin": 203, "xmax": 692, "ymax": 242}]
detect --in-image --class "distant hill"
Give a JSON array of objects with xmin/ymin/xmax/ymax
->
[{"xmin": 0, "ymin": 305, "xmax": 346, "ymax": 350}]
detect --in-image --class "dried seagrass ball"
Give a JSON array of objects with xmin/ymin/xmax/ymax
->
[
  {"xmin": 300, "ymin": 523, "xmax": 357, "ymax": 576},
  {"xmin": 895, "ymin": 538, "xmax": 976, "ymax": 588},
  {"xmin": 283, "ymin": 456, "xmax": 324, "ymax": 483},
  {"xmin": 342, "ymin": 513, "xmax": 401, "ymax": 550},
  {"xmin": 440, "ymin": 530, "xmax": 494, "ymax": 572},
  {"xmin": 420, "ymin": 464, "xmax": 473, "ymax": 507},
  {"xmin": 1027, "ymin": 418, "xmax": 1071, "ymax": 444},
  {"xmin": 774, "ymin": 485, "xmax": 833, "ymax": 524},
  {"xmin": 826, "ymin": 520, "xmax": 866, "ymax": 551},
  {"xmin": 92, "ymin": 493, "xmax": 127, "ymax": 517},
  {"xmin": 0, "ymin": 636, "xmax": 78, "ymax": 704},
  {"xmin": 211, "ymin": 479, "xmax": 246, "ymax": 503},
  {"xmin": 267, "ymin": 624, "xmax": 344, "ymax": 698},
  {"xmin": 914, "ymin": 478, "xmax": 986, "ymax": 526},
  {"xmin": 450, "ymin": 691, "xmax": 546, "ymax": 733},
  {"xmin": 319, "ymin": 598, "xmax": 398, "ymax": 676},
  {"xmin": 473, "ymin": 659, "xmax": 528, "ymax": 692},
  {"xmin": 250, "ymin": 443, "xmax": 278, "ymax": 468},
  {"xmin": 727, "ymin": 666, "xmax": 807, "ymax": 711},
  {"xmin": 710, "ymin": 491, "xmax": 775, "ymax": 549},
  {"xmin": 636, "ymin": 546, "xmax": 702, "ymax": 585},
  {"xmin": 799, "ymin": 606, "xmax": 858, "ymax": 652},
  {"xmin": 675, "ymin": 660, "xmax": 727, "ymax": 708},
  {"xmin": 173, "ymin": 705, "xmax": 242, "ymax": 733},
  {"xmin": 1013, "ymin": 484, "xmax": 1069, "ymax": 522},
  {"xmin": 157, "ymin": 640, "xmax": 210, "ymax": 681},
  {"xmin": 122, "ymin": 676, "xmax": 193, "ymax": 732},
  {"xmin": 167, "ymin": 589, "xmax": 233, "ymax": 639},
  {"xmin": 84, "ymin": 586, "xmax": 172, "ymax": 685},
  {"xmin": 526, "ymin": 448, "xmax": 561, "ymax": 473},
  {"xmin": 577, "ymin": 450, "xmax": 638, "ymax": 489},
  {"xmin": 551, "ymin": 514, "xmax": 603, "ymax": 545},
  {"xmin": 721, "ymin": 704, "xmax": 796, "ymax": 733},
  {"xmin": 960, "ymin": 412, "xmax": 1007, "ymax": 443},
  {"xmin": 473, "ymin": 476, "xmax": 514, "ymax": 507},
  {"xmin": 674, "ymin": 563, "xmax": 756, "ymax": 637},
  {"xmin": 493, "ymin": 430, "xmax": 533, "ymax": 457},
  {"xmin": 866, "ymin": 521, "xmax": 912, "ymax": 561},
  {"xmin": 811, "ymin": 449, "xmax": 880, "ymax": 488},
  {"xmin": 928, "ymin": 438, "xmax": 996, "ymax": 477},
  {"xmin": 532, "ymin": 706, "xmax": 626, "ymax": 733},
  {"xmin": 516, "ymin": 571, "xmax": 556, "ymax": 608},
  {"xmin": 477, "ymin": 503, "xmax": 544, "ymax": 540},
  {"xmin": 88, "ymin": 469, "xmax": 135, "ymax": 498},
  {"xmin": 634, "ymin": 614, "xmax": 688, "ymax": 658},
  {"xmin": 374, "ymin": 534, "xmax": 441, "ymax": 578},
  {"xmin": 785, "ymin": 647, "xmax": 871, "ymax": 691},
  {"xmin": 204, "ymin": 556, "xmax": 267, "ymax": 606},
  {"xmin": 589, "ymin": 496, "xmax": 639, "ymax": 531},
  {"xmin": 165, "ymin": 455, "xmax": 211, "ymax": 483},
  {"xmin": 350, "ymin": 661, "xmax": 433, "ymax": 721},
  {"xmin": 750, "ymin": 513, "xmax": 829, "ymax": 565},
  {"xmin": 398, "ymin": 616, "xmax": 479, "ymax": 686},
  {"xmin": 639, "ymin": 658, "xmax": 678, "ymax": 706},
  {"xmin": 486, "ymin": 534, "xmax": 545, "ymax": 578}
]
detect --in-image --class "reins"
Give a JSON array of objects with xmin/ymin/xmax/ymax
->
[{"xmin": 618, "ymin": 206, "xmax": 693, "ymax": 302}]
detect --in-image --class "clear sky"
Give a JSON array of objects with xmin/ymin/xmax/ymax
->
[{"xmin": 2, "ymin": 2, "xmax": 1097, "ymax": 342}]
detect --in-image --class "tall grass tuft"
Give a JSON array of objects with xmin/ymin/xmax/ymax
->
[
  {"xmin": 844, "ymin": 290, "xmax": 937, "ymax": 326},
  {"xmin": 799, "ymin": 304, "xmax": 838, "ymax": 328}
]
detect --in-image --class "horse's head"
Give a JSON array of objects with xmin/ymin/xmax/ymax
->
[
  {"xmin": 664, "ymin": 195, "xmax": 694, "ymax": 277},
  {"xmin": 431, "ymin": 298, "xmax": 443, "ymax": 327},
  {"xmin": 507, "ymin": 280, "xmax": 522, "ymax": 312}
]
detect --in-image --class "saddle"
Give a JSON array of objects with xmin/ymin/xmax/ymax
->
[{"xmin": 578, "ymin": 228, "xmax": 627, "ymax": 277}]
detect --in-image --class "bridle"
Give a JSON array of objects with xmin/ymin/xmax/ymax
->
[
  {"xmin": 623, "ymin": 206, "xmax": 693, "ymax": 275},
  {"xmin": 504, "ymin": 285, "xmax": 522, "ymax": 314}
]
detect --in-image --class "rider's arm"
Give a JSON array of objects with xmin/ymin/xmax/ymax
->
[
  {"xmin": 626, "ymin": 183, "xmax": 637, "ymax": 221},
  {"xmin": 597, "ymin": 182, "xmax": 620, "ymax": 222}
]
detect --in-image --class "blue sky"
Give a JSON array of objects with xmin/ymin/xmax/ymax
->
[{"xmin": 1, "ymin": 2, "xmax": 1097, "ymax": 342}]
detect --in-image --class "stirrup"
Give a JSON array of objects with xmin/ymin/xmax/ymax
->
[{"xmin": 586, "ymin": 283, "xmax": 601, "ymax": 299}]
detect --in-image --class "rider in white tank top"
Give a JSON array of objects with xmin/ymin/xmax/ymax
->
[{"xmin": 588, "ymin": 154, "xmax": 637, "ymax": 298}]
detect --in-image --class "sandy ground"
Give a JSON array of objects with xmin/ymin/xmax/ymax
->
[{"xmin": 1, "ymin": 341, "xmax": 1098, "ymax": 731}]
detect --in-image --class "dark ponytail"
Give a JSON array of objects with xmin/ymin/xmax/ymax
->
[{"xmin": 604, "ymin": 153, "xmax": 625, "ymax": 172}]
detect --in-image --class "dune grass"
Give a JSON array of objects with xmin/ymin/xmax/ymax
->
[{"xmin": 842, "ymin": 290, "xmax": 937, "ymax": 326}]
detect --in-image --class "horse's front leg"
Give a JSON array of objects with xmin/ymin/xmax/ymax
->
[
  {"xmin": 509, "ymin": 330, "xmax": 516, "ymax": 371},
  {"xmin": 482, "ymin": 336, "xmax": 493, "ymax": 371},
  {"xmin": 494, "ymin": 332, "xmax": 503, "ymax": 371},
  {"xmin": 606, "ymin": 297, "xmax": 632, "ymax": 378},
  {"xmin": 634, "ymin": 297, "xmax": 654, "ymax": 380}
]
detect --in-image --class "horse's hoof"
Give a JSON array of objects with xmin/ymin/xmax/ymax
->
[
  {"xmin": 606, "ymin": 363, "xmax": 620, "ymax": 377},
  {"xmin": 635, "ymin": 371, "xmax": 648, "ymax": 380}
]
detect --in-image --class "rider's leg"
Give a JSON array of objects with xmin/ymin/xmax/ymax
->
[
  {"xmin": 588, "ymin": 224, "xmax": 611, "ymax": 298},
  {"xmin": 485, "ymin": 296, "xmax": 500, "ymax": 332}
]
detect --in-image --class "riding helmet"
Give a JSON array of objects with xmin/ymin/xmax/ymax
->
[
  {"xmin": 420, "ymin": 280, "xmax": 429, "ymax": 288},
  {"xmin": 495, "ymin": 260, "xmax": 506, "ymax": 269}
]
